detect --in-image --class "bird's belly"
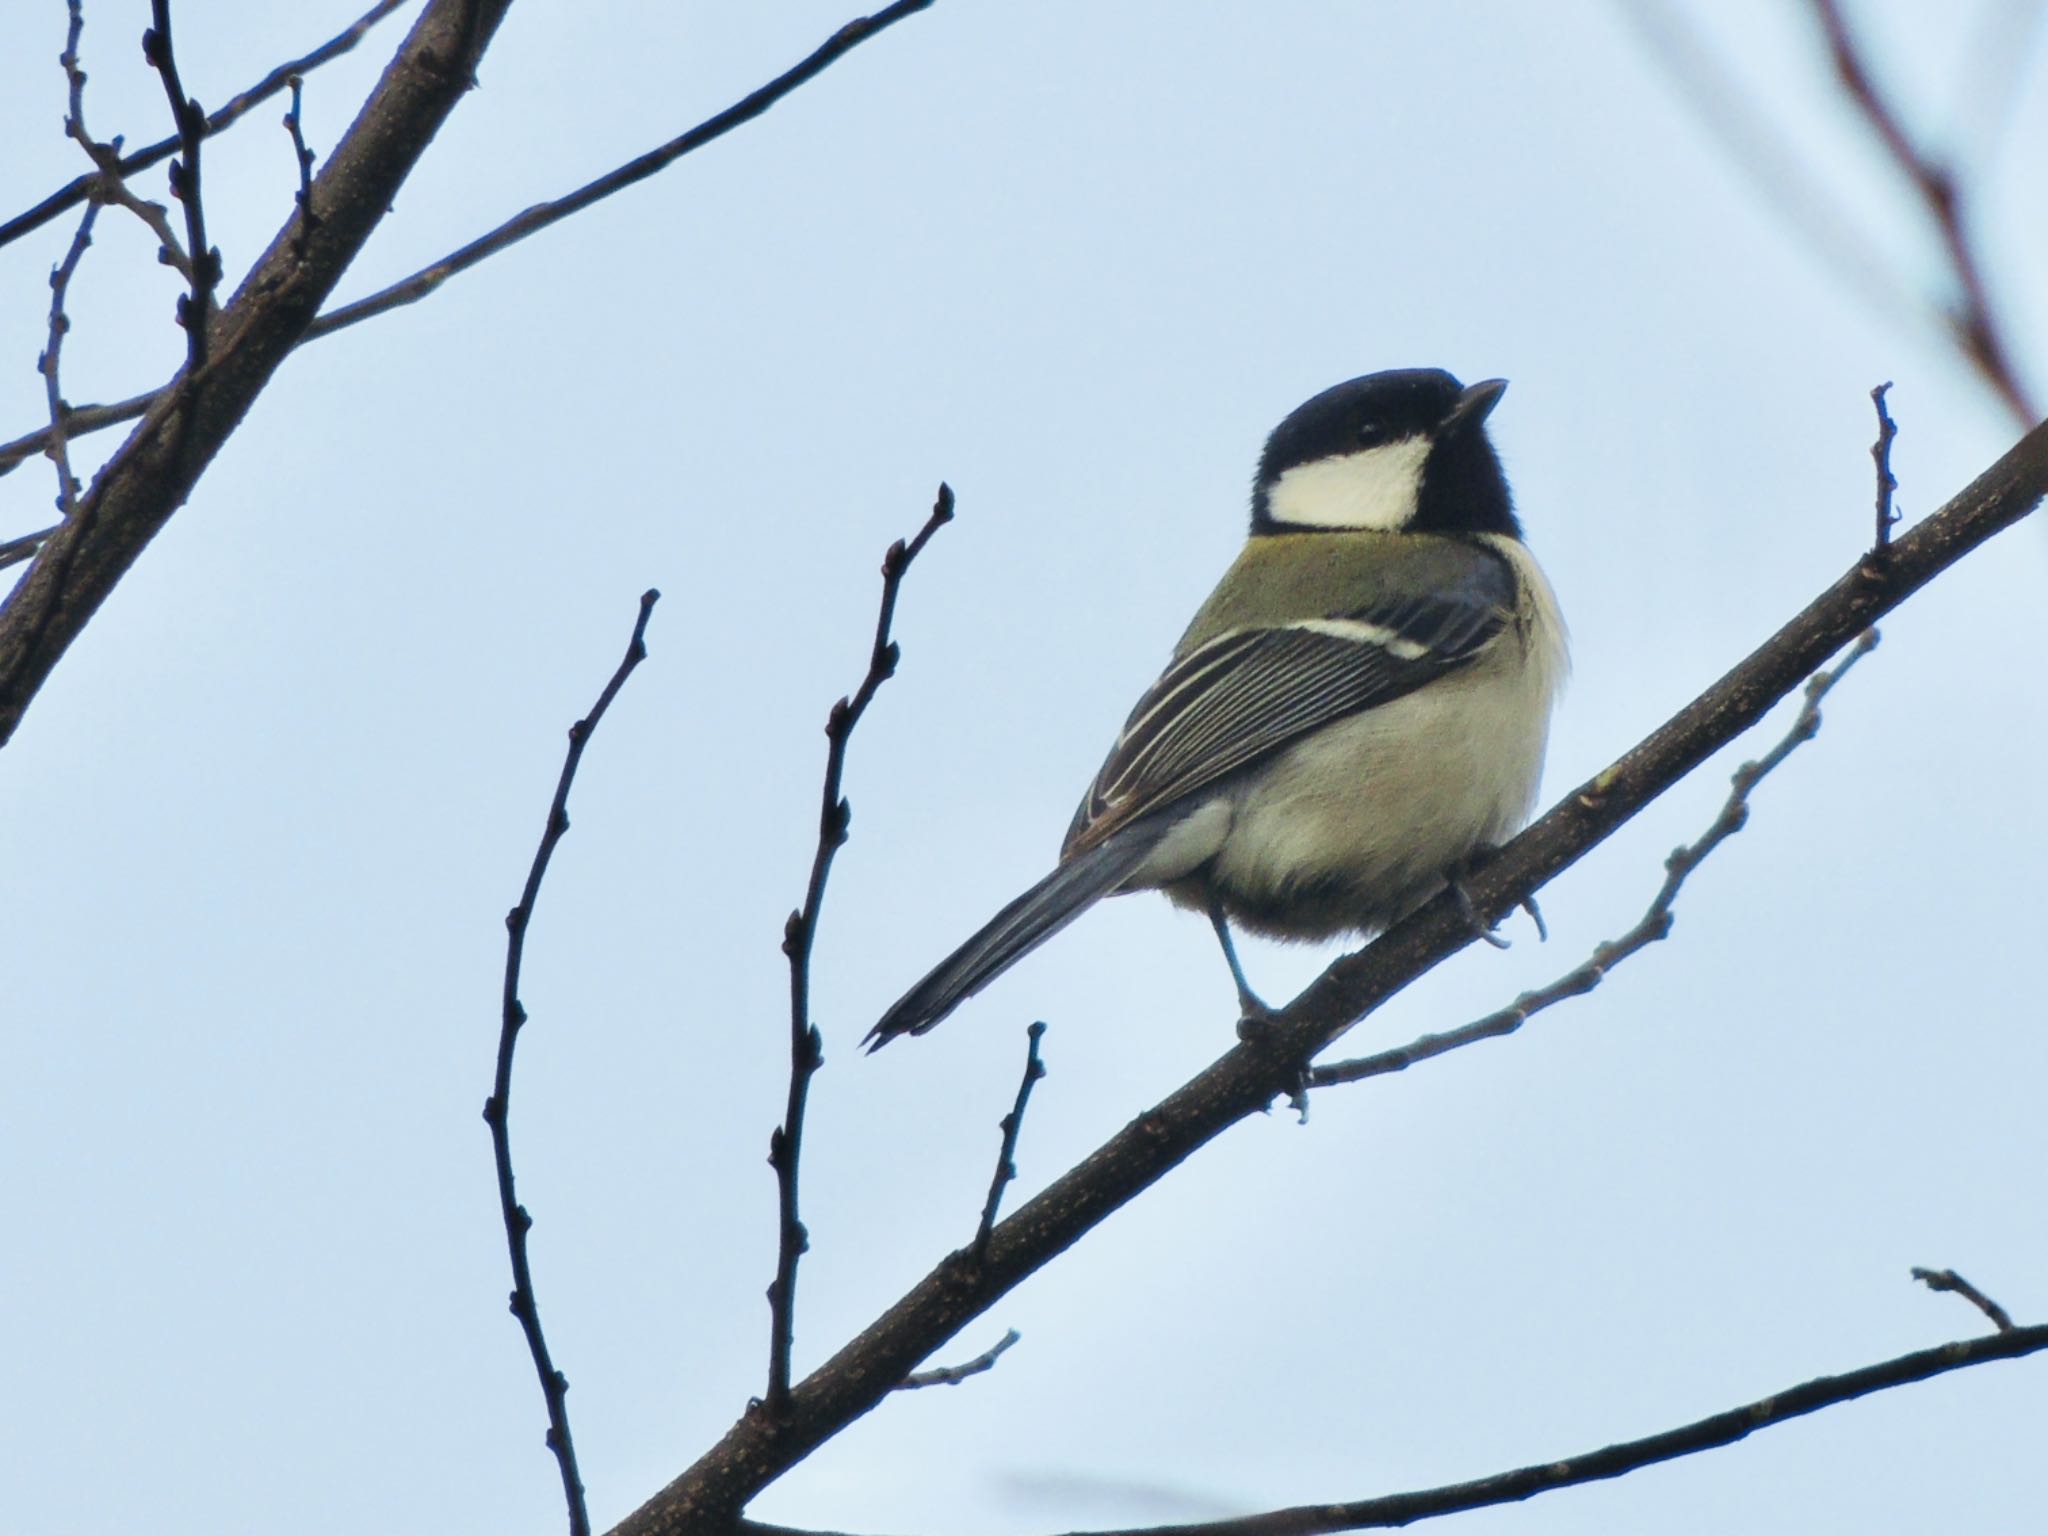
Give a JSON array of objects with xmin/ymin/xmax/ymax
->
[{"xmin": 1194, "ymin": 665, "xmax": 1552, "ymax": 939}]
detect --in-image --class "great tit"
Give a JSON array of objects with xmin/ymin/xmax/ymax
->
[{"xmin": 867, "ymin": 368, "xmax": 1567, "ymax": 1048}]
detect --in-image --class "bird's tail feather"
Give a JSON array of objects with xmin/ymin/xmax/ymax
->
[{"xmin": 865, "ymin": 820, "xmax": 1170, "ymax": 1049}]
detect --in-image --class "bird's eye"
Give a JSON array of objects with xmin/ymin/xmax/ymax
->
[{"xmin": 1353, "ymin": 419, "xmax": 1388, "ymax": 447}]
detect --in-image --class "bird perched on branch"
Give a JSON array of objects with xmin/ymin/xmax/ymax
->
[{"xmin": 868, "ymin": 368, "xmax": 1567, "ymax": 1049}]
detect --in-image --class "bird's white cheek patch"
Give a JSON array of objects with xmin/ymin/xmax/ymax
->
[{"xmin": 1265, "ymin": 437, "xmax": 1431, "ymax": 530}]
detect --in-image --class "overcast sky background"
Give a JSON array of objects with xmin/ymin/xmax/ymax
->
[{"xmin": 2, "ymin": 3, "xmax": 2044, "ymax": 1533}]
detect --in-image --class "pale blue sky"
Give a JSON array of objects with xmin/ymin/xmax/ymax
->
[{"xmin": 2, "ymin": 4, "xmax": 2043, "ymax": 1533}]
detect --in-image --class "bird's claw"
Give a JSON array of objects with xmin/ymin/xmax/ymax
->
[{"xmin": 1449, "ymin": 876, "xmax": 1511, "ymax": 949}]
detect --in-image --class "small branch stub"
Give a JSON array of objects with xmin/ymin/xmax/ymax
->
[
  {"xmin": 1911, "ymin": 1266, "xmax": 2015, "ymax": 1333},
  {"xmin": 895, "ymin": 1329, "xmax": 1021, "ymax": 1391},
  {"xmin": 283, "ymin": 73, "xmax": 319, "ymax": 256},
  {"xmin": 1871, "ymin": 382, "xmax": 1900, "ymax": 549},
  {"xmin": 975, "ymin": 1022, "xmax": 1049, "ymax": 1267}
]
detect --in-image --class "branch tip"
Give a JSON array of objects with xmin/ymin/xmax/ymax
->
[
  {"xmin": 490, "ymin": 590, "xmax": 656, "ymax": 1536},
  {"xmin": 770, "ymin": 479, "xmax": 954, "ymax": 1407}
]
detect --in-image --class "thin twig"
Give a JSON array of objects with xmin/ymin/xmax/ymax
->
[
  {"xmin": 1871, "ymin": 382, "xmax": 1900, "ymax": 548},
  {"xmin": 0, "ymin": 391, "xmax": 174, "ymax": 481},
  {"xmin": 0, "ymin": 0, "xmax": 937, "ymax": 752},
  {"xmin": 608, "ymin": 418, "xmax": 2048, "ymax": 1536},
  {"xmin": 306, "ymin": 0, "xmax": 936, "ymax": 341},
  {"xmin": 893, "ymin": 1329, "xmax": 1020, "ymax": 1392},
  {"xmin": 0, "ymin": 527, "xmax": 60, "ymax": 574},
  {"xmin": 1911, "ymin": 1267, "xmax": 2015, "ymax": 1333},
  {"xmin": 768, "ymin": 484, "xmax": 954, "ymax": 1414},
  {"xmin": 283, "ymin": 75, "xmax": 319, "ymax": 258},
  {"xmin": 0, "ymin": 0, "xmax": 940, "ymax": 481},
  {"xmin": 974, "ymin": 1022, "xmax": 1047, "ymax": 1267},
  {"xmin": 56, "ymin": 0, "xmax": 191, "ymax": 279},
  {"xmin": 143, "ymin": 0, "xmax": 220, "ymax": 368},
  {"xmin": 1311, "ymin": 630, "xmax": 1879, "ymax": 1091},
  {"xmin": 39, "ymin": 201, "xmax": 102, "ymax": 521},
  {"xmin": 486, "ymin": 589, "xmax": 659, "ymax": 1536},
  {"xmin": 0, "ymin": 0, "xmax": 408, "ymax": 253},
  {"xmin": 1808, "ymin": 0, "xmax": 2039, "ymax": 426},
  {"xmin": 747, "ymin": 1325, "xmax": 2048, "ymax": 1536}
]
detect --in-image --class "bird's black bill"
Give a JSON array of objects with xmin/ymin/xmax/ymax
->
[{"xmin": 1443, "ymin": 377, "xmax": 1508, "ymax": 433}]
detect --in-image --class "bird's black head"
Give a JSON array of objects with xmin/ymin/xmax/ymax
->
[{"xmin": 1249, "ymin": 368, "xmax": 1519, "ymax": 540}]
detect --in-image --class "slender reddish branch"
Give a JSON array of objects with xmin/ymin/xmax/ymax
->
[{"xmin": 1808, "ymin": 0, "xmax": 2039, "ymax": 425}]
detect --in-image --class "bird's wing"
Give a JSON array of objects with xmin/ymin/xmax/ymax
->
[{"xmin": 1064, "ymin": 556, "xmax": 1515, "ymax": 856}]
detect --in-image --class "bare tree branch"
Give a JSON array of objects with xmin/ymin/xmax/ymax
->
[
  {"xmin": 0, "ymin": 528, "xmax": 59, "ymax": 574},
  {"xmin": 1911, "ymin": 1267, "xmax": 2016, "ymax": 1333},
  {"xmin": 745, "ymin": 1323, "xmax": 2048, "ymax": 1536},
  {"xmin": 1, "ymin": 391, "xmax": 157, "ymax": 483},
  {"xmin": 1623, "ymin": 0, "xmax": 2042, "ymax": 427},
  {"xmin": 57, "ymin": 0, "xmax": 192, "ymax": 282},
  {"xmin": 0, "ymin": 0, "xmax": 937, "ymax": 486},
  {"xmin": 608, "ymin": 417, "xmax": 2048, "ymax": 1536},
  {"xmin": 0, "ymin": 0, "xmax": 410, "ymax": 252},
  {"xmin": 305, "ymin": 0, "xmax": 937, "ymax": 342},
  {"xmin": 0, "ymin": 0, "xmax": 520, "ymax": 753},
  {"xmin": 487, "ymin": 589, "xmax": 659, "ymax": 1536},
  {"xmin": 974, "ymin": 1021, "xmax": 1048, "ymax": 1268},
  {"xmin": 282, "ymin": 74, "xmax": 320, "ymax": 259},
  {"xmin": 1310, "ymin": 628, "xmax": 1878, "ymax": 1091},
  {"xmin": 0, "ymin": 2, "xmax": 941, "ymax": 519},
  {"xmin": 769, "ymin": 485, "xmax": 955, "ymax": 1414},
  {"xmin": 892, "ymin": 1329, "xmax": 1020, "ymax": 1392},
  {"xmin": 142, "ymin": 0, "xmax": 222, "ymax": 367},
  {"xmin": 1870, "ymin": 382, "xmax": 1900, "ymax": 548},
  {"xmin": 38, "ymin": 200, "xmax": 102, "ymax": 521},
  {"xmin": 1808, "ymin": 0, "xmax": 2040, "ymax": 425}
]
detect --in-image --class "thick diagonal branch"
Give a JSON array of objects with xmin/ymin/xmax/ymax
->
[{"xmin": 609, "ymin": 417, "xmax": 2048, "ymax": 1536}]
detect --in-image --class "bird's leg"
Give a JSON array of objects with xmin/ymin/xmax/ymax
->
[
  {"xmin": 1206, "ymin": 896, "xmax": 1278, "ymax": 1026},
  {"xmin": 1520, "ymin": 891, "xmax": 1549, "ymax": 943},
  {"xmin": 1205, "ymin": 900, "xmax": 1311, "ymax": 1117},
  {"xmin": 1444, "ymin": 854, "xmax": 1512, "ymax": 950}
]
